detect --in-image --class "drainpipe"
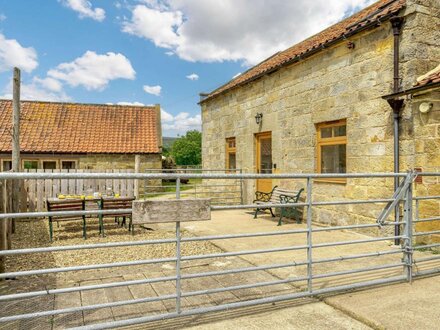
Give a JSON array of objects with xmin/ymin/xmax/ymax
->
[{"xmin": 389, "ymin": 16, "xmax": 404, "ymax": 245}]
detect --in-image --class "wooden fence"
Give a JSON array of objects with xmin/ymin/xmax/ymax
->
[{"xmin": 23, "ymin": 169, "xmax": 136, "ymax": 212}]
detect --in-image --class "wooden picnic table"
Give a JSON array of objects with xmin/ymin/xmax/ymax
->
[{"xmin": 46, "ymin": 196, "xmax": 135, "ymax": 240}]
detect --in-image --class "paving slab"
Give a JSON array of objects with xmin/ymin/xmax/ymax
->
[
  {"xmin": 186, "ymin": 301, "xmax": 371, "ymax": 330},
  {"xmin": 122, "ymin": 300, "xmax": 371, "ymax": 330},
  {"xmin": 324, "ymin": 274, "xmax": 440, "ymax": 330}
]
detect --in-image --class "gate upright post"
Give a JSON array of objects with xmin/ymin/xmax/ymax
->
[
  {"xmin": 403, "ymin": 173, "xmax": 413, "ymax": 283},
  {"xmin": 306, "ymin": 177, "xmax": 313, "ymax": 292},
  {"xmin": 175, "ymin": 177, "xmax": 182, "ymax": 313}
]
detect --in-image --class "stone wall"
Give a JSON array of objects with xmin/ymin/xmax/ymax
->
[
  {"xmin": 411, "ymin": 90, "xmax": 440, "ymax": 241},
  {"xmin": 201, "ymin": 1, "xmax": 440, "ymax": 234},
  {"xmin": 78, "ymin": 154, "xmax": 161, "ymax": 172}
]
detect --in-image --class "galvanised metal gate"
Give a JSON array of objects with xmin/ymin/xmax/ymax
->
[{"xmin": 0, "ymin": 171, "xmax": 439, "ymax": 329}]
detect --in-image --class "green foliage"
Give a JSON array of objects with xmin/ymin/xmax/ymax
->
[
  {"xmin": 171, "ymin": 130, "xmax": 202, "ymax": 165},
  {"xmin": 162, "ymin": 145, "xmax": 171, "ymax": 157}
]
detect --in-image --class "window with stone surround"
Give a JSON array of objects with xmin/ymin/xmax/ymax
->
[
  {"xmin": 226, "ymin": 137, "xmax": 236, "ymax": 171},
  {"xmin": 316, "ymin": 120, "xmax": 347, "ymax": 183}
]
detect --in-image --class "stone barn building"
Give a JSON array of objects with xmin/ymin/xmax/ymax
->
[
  {"xmin": 0, "ymin": 100, "xmax": 162, "ymax": 172},
  {"xmin": 199, "ymin": 0, "xmax": 440, "ymax": 234}
]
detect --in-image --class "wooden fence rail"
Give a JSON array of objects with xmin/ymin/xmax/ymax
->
[{"xmin": 23, "ymin": 169, "xmax": 135, "ymax": 212}]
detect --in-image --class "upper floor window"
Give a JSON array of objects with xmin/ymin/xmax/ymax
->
[{"xmin": 316, "ymin": 120, "xmax": 347, "ymax": 182}]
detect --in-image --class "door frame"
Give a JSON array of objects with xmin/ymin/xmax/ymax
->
[{"xmin": 255, "ymin": 131, "xmax": 272, "ymax": 192}]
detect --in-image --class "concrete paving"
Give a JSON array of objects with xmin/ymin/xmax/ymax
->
[
  {"xmin": 187, "ymin": 301, "xmax": 371, "ymax": 330},
  {"xmin": 325, "ymin": 275, "xmax": 440, "ymax": 330}
]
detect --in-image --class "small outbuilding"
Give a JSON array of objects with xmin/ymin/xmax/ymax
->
[{"xmin": 0, "ymin": 100, "xmax": 162, "ymax": 172}]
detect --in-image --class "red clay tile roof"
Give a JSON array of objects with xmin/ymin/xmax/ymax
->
[
  {"xmin": 415, "ymin": 65, "xmax": 440, "ymax": 87},
  {"xmin": 0, "ymin": 100, "xmax": 160, "ymax": 154},
  {"xmin": 201, "ymin": 0, "xmax": 406, "ymax": 103}
]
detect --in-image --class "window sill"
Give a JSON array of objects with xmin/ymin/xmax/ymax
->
[{"xmin": 313, "ymin": 178, "xmax": 347, "ymax": 185}]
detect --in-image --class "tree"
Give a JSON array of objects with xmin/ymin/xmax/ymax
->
[{"xmin": 171, "ymin": 130, "xmax": 202, "ymax": 165}]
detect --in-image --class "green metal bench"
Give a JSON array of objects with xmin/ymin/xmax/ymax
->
[
  {"xmin": 253, "ymin": 186, "xmax": 304, "ymax": 226},
  {"xmin": 278, "ymin": 189, "xmax": 304, "ymax": 225},
  {"xmin": 253, "ymin": 185, "xmax": 279, "ymax": 218}
]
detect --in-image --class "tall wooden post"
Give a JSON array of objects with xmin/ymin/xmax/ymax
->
[{"xmin": 11, "ymin": 67, "xmax": 21, "ymax": 233}]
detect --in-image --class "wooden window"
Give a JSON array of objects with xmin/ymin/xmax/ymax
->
[
  {"xmin": 23, "ymin": 160, "xmax": 39, "ymax": 170},
  {"xmin": 316, "ymin": 120, "xmax": 347, "ymax": 183},
  {"xmin": 1, "ymin": 160, "xmax": 12, "ymax": 171},
  {"xmin": 226, "ymin": 137, "xmax": 236, "ymax": 171},
  {"xmin": 42, "ymin": 160, "xmax": 58, "ymax": 170},
  {"xmin": 61, "ymin": 160, "xmax": 77, "ymax": 170}
]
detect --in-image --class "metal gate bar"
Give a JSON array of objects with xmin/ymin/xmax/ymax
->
[{"xmin": 0, "ymin": 171, "xmax": 438, "ymax": 329}]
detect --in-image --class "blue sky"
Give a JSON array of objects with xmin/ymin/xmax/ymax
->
[{"xmin": 0, "ymin": 0, "xmax": 375, "ymax": 136}]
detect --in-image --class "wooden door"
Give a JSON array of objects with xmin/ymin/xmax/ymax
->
[{"xmin": 256, "ymin": 132, "xmax": 272, "ymax": 192}]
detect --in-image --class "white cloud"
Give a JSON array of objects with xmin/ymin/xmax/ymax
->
[
  {"xmin": 232, "ymin": 72, "xmax": 241, "ymax": 79},
  {"xmin": 32, "ymin": 77, "xmax": 63, "ymax": 92},
  {"xmin": 122, "ymin": 5, "xmax": 182, "ymax": 48},
  {"xmin": 0, "ymin": 78, "xmax": 70, "ymax": 102},
  {"xmin": 122, "ymin": 0, "xmax": 376, "ymax": 65},
  {"xmin": 116, "ymin": 101, "xmax": 145, "ymax": 106},
  {"xmin": 0, "ymin": 14, "xmax": 6, "ymax": 21},
  {"xmin": 143, "ymin": 84, "xmax": 161, "ymax": 96},
  {"xmin": 161, "ymin": 109, "xmax": 173, "ymax": 122},
  {"xmin": 186, "ymin": 73, "xmax": 199, "ymax": 81},
  {"xmin": 161, "ymin": 109, "xmax": 201, "ymax": 135},
  {"xmin": 62, "ymin": 0, "xmax": 106, "ymax": 21},
  {"xmin": 0, "ymin": 33, "xmax": 38, "ymax": 73},
  {"xmin": 48, "ymin": 51, "xmax": 136, "ymax": 90}
]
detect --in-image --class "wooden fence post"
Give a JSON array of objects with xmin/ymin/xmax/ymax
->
[{"xmin": 11, "ymin": 67, "xmax": 21, "ymax": 233}]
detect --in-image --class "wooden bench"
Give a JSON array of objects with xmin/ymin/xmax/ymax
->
[
  {"xmin": 253, "ymin": 186, "xmax": 304, "ymax": 226},
  {"xmin": 99, "ymin": 197, "xmax": 135, "ymax": 236},
  {"xmin": 46, "ymin": 198, "xmax": 86, "ymax": 241}
]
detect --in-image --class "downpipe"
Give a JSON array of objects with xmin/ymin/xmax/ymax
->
[{"xmin": 390, "ymin": 16, "xmax": 404, "ymax": 245}]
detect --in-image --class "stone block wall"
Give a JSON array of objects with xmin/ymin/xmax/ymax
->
[
  {"xmin": 79, "ymin": 154, "xmax": 161, "ymax": 172},
  {"xmin": 411, "ymin": 90, "xmax": 440, "ymax": 242}
]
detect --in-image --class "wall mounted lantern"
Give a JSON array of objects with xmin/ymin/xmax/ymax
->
[
  {"xmin": 419, "ymin": 102, "xmax": 433, "ymax": 114},
  {"xmin": 255, "ymin": 113, "xmax": 263, "ymax": 125}
]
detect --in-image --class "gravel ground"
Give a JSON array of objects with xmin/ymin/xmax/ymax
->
[{"xmin": 5, "ymin": 218, "xmax": 221, "ymax": 273}]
